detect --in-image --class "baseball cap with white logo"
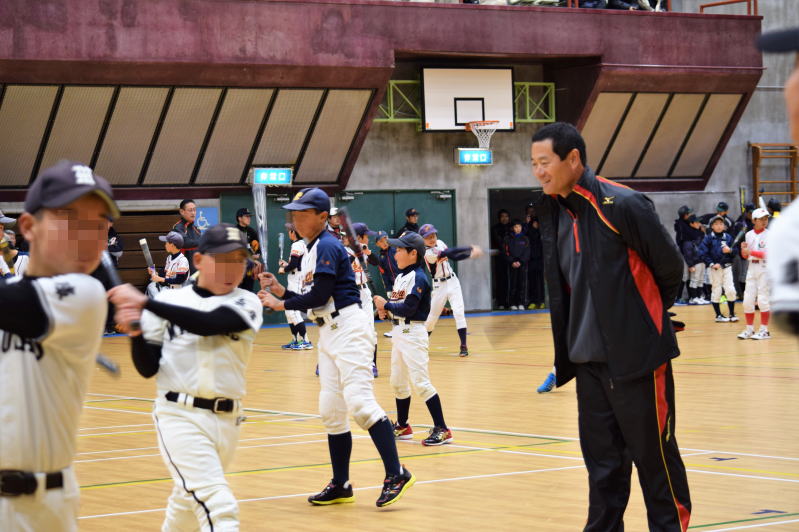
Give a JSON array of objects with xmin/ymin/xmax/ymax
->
[
  {"xmin": 24, "ymin": 159, "xmax": 120, "ymax": 220},
  {"xmin": 198, "ymin": 223, "xmax": 250, "ymax": 255}
]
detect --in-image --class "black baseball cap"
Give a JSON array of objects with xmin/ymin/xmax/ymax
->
[
  {"xmin": 352, "ymin": 222, "xmax": 377, "ymax": 237},
  {"xmin": 158, "ymin": 231, "xmax": 184, "ymax": 248},
  {"xmin": 282, "ymin": 188, "xmax": 331, "ymax": 212},
  {"xmin": 198, "ymin": 223, "xmax": 250, "ymax": 255},
  {"xmin": 387, "ymin": 231, "xmax": 426, "ymax": 257},
  {"xmin": 236, "ymin": 208, "xmax": 252, "ymax": 218},
  {"xmin": 757, "ymin": 27, "xmax": 799, "ymax": 53},
  {"xmin": 25, "ymin": 160, "xmax": 120, "ymax": 220},
  {"xmin": 716, "ymin": 201, "xmax": 729, "ymax": 212},
  {"xmin": 405, "ymin": 208, "xmax": 419, "ymax": 217}
]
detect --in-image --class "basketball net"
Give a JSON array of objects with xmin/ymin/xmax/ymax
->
[{"xmin": 466, "ymin": 120, "xmax": 500, "ymax": 149}]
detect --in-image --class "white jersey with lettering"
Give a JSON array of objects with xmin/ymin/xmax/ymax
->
[
  {"xmin": 286, "ymin": 239, "xmax": 307, "ymax": 292},
  {"xmin": 141, "ymin": 285, "xmax": 263, "ymax": 400},
  {"xmin": 425, "ymin": 239, "xmax": 454, "ymax": 279},
  {"xmin": 346, "ymin": 247, "xmax": 369, "ymax": 287},
  {"xmin": 743, "ymin": 228, "xmax": 770, "ymax": 314},
  {"xmin": 163, "ymin": 252, "xmax": 190, "ymax": 287},
  {"xmin": 299, "ymin": 239, "xmax": 337, "ymax": 319}
]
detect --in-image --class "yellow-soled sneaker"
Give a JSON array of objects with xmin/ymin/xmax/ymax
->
[
  {"xmin": 308, "ymin": 481, "xmax": 354, "ymax": 505},
  {"xmin": 376, "ymin": 467, "xmax": 415, "ymax": 507}
]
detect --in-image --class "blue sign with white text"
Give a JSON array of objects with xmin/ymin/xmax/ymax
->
[
  {"xmin": 253, "ymin": 167, "xmax": 293, "ymax": 185},
  {"xmin": 457, "ymin": 148, "xmax": 493, "ymax": 166}
]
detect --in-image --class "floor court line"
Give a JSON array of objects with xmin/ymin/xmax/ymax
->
[
  {"xmin": 707, "ymin": 518, "xmax": 799, "ymax": 531},
  {"xmin": 78, "ymin": 464, "xmax": 585, "ymax": 520}
]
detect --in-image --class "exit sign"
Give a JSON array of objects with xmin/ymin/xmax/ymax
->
[
  {"xmin": 456, "ymin": 148, "xmax": 493, "ymax": 166},
  {"xmin": 253, "ymin": 167, "xmax": 293, "ymax": 185}
]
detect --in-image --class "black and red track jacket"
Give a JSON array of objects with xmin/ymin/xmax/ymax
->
[{"xmin": 536, "ymin": 168, "xmax": 684, "ymax": 386}]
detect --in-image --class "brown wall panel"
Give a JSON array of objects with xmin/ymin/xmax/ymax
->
[{"xmin": 0, "ymin": 85, "xmax": 57, "ymax": 186}]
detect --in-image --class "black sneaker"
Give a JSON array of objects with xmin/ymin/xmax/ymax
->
[
  {"xmin": 459, "ymin": 345, "xmax": 469, "ymax": 357},
  {"xmin": 308, "ymin": 481, "xmax": 354, "ymax": 505},
  {"xmin": 376, "ymin": 467, "xmax": 415, "ymax": 507},
  {"xmin": 422, "ymin": 426, "xmax": 453, "ymax": 446}
]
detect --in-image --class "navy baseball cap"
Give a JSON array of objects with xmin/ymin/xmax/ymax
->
[
  {"xmin": 375, "ymin": 230, "xmax": 388, "ymax": 241},
  {"xmin": 716, "ymin": 201, "xmax": 729, "ymax": 212},
  {"xmin": 198, "ymin": 223, "xmax": 250, "ymax": 255},
  {"xmin": 418, "ymin": 223, "xmax": 438, "ymax": 238},
  {"xmin": 757, "ymin": 27, "xmax": 799, "ymax": 53},
  {"xmin": 709, "ymin": 215, "xmax": 728, "ymax": 227},
  {"xmin": 405, "ymin": 208, "xmax": 419, "ymax": 217},
  {"xmin": 25, "ymin": 160, "xmax": 120, "ymax": 220},
  {"xmin": 159, "ymin": 231, "xmax": 184, "ymax": 248},
  {"xmin": 282, "ymin": 188, "xmax": 330, "ymax": 212},
  {"xmin": 0, "ymin": 210, "xmax": 15, "ymax": 227},
  {"xmin": 352, "ymin": 222, "xmax": 377, "ymax": 237},
  {"xmin": 236, "ymin": 208, "xmax": 252, "ymax": 218},
  {"xmin": 387, "ymin": 231, "xmax": 426, "ymax": 257}
]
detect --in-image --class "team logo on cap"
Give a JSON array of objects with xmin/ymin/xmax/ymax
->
[
  {"xmin": 72, "ymin": 165, "xmax": 95, "ymax": 186},
  {"xmin": 294, "ymin": 191, "xmax": 304, "ymax": 200}
]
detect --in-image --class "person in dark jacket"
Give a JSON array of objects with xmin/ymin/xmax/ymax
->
[
  {"xmin": 524, "ymin": 206, "xmax": 545, "ymax": 309},
  {"xmin": 372, "ymin": 230, "xmax": 400, "ymax": 339},
  {"xmin": 698, "ymin": 216, "xmax": 738, "ymax": 322},
  {"xmin": 679, "ymin": 215, "xmax": 708, "ymax": 305},
  {"xmin": 171, "ymin": 199, "xmax": 202, "ymax": 274},
  {"xmin": 503, "ymin": 220, "xmax": 531, "ymax": 310},
  {"xmin": 491, "ymin": 210, "xmax": 512, "ymax": 309},
  {"xmin": 395, "ymin": 208, "xmax": 420, "ymax": 236},
  {"xmin": 531, "ymin": 122, "xmax": 691, "ymax": 532}
]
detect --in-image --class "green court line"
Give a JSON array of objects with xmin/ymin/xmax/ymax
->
[
  {"xmin": 414, "ymin": 424, "xmax": 571, "ymax": 442},
  {"xmin": 689, "ymin": 512, "xmax": 799, "ymax": 529}
]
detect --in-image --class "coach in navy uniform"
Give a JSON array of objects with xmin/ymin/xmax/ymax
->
[{"xmin": 531, "ymin": 123, "xmax": 691, "ymax": 532}]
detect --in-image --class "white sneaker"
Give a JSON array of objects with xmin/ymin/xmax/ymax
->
[
  {"xmin": 751, "ymin": 328, "xmax": 771, "ymax": 340},
  {"xmin": 383, "ymin": 331, "xmax": 393, "ymax": 338},
  {"xmin": 715, "ymin": 315, "xmax": 729, "ymax": 323},
  {"xmin": 729, "ymin": 315, "xmax": 739, "ymax": 322},
  {"xmin": 512, "ymin": 305, "xmax": 520, "ymax": 310},
  {"xmin": 737, "ymin": 328, "xmax": 754, "ymax": 340}
]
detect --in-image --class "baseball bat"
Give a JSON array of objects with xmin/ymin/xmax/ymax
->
[
  {"xmin": 101, "ymin": 250, "xmax": 141, "ymax": 332},
  {"xmin": 251, "ymin": 185, "xmax": 269, "ymax": 269},
  {"xmin": 731, "ymin": 229, "xmax": 746, "ymax": 248},
  {"xmin": 278, "ymin": 232, "xmax": 285, "ymax": 262},
  {"xmin": 139, "ymin": 238, "xmax": 155, "ymax": 271},
  {"xmin": 337, "ymin": 207, "xmax": 379, "ymax": 295},
  {"xmin": 96, "ymin": 353, "xmax": 121, "ymax": 377}
]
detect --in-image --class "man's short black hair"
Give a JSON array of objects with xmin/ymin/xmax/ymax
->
[
  {"xmin": 531, "ymin": 122, "xmax": 587, "ymax": 166},
  {"xmin": 498, "ymin": 209, "xmax": 510, "ymax": 218},
  {"xmin": 179, "ymin": 199, "xmax": 196, "ymax": 210}
]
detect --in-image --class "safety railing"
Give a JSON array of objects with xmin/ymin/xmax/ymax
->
[{"xmin": 700, "ymin": 0, "xmax": 757, "ymax": 15}]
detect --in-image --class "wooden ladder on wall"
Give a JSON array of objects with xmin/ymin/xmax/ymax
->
[{"xmin": 751, "ymin": 143, "xmax": 798, "ymax": 207}]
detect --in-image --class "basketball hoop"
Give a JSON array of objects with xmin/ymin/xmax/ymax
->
[{"xmin": 466, "ymin": 120, "xmax": 500, "ymax": 149}]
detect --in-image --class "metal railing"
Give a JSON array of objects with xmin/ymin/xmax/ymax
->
[{"xmin": 700, "ymin": 0, "xmax": 757, "ymax": 15}]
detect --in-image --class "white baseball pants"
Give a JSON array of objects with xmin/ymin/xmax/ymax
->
[
  {"xmin": 0, "ymin": 467, "xmax": 80, "ymax": 532},
  {"xmin": 317, "ymin": 305, "xmax": 386, "ymax": 435},
  {"xmin": 743, "ymin": 262, "xmax": 770, "ymax": 314},
  {"xmin": 688, "ymin": 263, "xmax": 705, "ymax": 288},
  {"xmin": 425, "ymin": 275, "xmax": 466, "ymax": 331},
  {"xmin": 359, "ymin": 285, "xmax": 377, "ymax": 346},
  {"xmin": 154, "ymin": 398, "xmax": 241, "ymax": 532},
  {"xmin": 390, "ymin": 322, "xmax": 437, "ymax": 402},
  {"xmin": 709, "ymin": 266, "xmax": 737, "ymax": 303}
]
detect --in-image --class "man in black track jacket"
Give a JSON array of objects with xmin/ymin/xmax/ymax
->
[{"xmin": 531, "ymin": 122, "xmax": 691, "ymax": 532}]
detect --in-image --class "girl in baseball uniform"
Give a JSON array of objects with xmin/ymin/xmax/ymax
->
[
  {"xmin": 373, "ymin": 231, "xmax": 454, "ymax": 446},
  {"xmin": 258, "ymin": 188, "xmax": 414, "ymax": 508},
  {"xmin": 738, "ymin": 208, "xmax": 772, "ymax": 340},
  {"xmin": 418, "ymin": 224, "xmax": 483, "ymax": 357},
  {"xmin": 110, "ymin": 223, "xmax": 263, "ymax": 532}
]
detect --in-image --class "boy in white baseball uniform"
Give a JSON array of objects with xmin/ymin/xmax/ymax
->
[
  {"xmin": 373, "ymin": 231, "xmax": 454, "ymax": 446},
  {"xmin": 0, "ymin": 160, "xmax": 119, "ymax": 531},
  {"xmin": 418, "ymin": 223, "xmax": 482, "ymax": 357},
  {"xmin": 146, "ymin": 231, "xmax": 190, "ymax": 298},
  {"xmin": 110, "ymin": 223, "xmax": 263, "ymax": 532},
  {"xmin": 349, "ymin": 222, "xmax": 379, "ymax": 377},
  {"xmin": 258, "ymin": 188, "xmax": 414, "ymax": 508},
  {"xmin": 738, "ymin": 208, "xmax": 772, "ymax": 340},
  {"xmin": 278, "ymin": 223, "xmax": 311, "ymax": 350}
]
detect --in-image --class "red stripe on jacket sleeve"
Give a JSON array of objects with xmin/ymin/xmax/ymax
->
[{"xmin": 627, "ymin": 248, "xmax": 663, "ymax": 335}]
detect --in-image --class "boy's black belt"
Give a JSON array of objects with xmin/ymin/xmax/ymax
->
[
  {"xmin": 0, "ymin": 470, "xmax": 63, "ymax": 496},
  {"xmin": 434, "ymin": 274, "xmax": 454, "ymax": 281},
  {"xmin": 392, "ymin": 318, "xmax": 424, "ymax": 325},
  {"xmin": 165, "ymin": 391, "xmax": 235, "ymax": 413}
]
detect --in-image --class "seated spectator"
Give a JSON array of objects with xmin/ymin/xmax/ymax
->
[
  {"xmin": 107, "ymin": 221, "xmax": 123, "ymax": 266},
  {"xmin": 145, "ymin": 231, "xmax": 190, "ymax": 298},
  {"xmin": 0, "ymin": 235, "xmax": 29, "ymax": 278},
  {"xmin": 503, "ymin": 219, "xmax": 530, "ymax": 310}
]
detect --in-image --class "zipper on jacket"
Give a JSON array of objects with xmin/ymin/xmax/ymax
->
[{"xmin": 566, "ymin": 209, "xmax": 580, "ymax": 253}]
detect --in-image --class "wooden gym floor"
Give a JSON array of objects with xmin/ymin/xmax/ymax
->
[{"xmin": 75, "ymin": 305, "xmax": 798, "ymax": 531}]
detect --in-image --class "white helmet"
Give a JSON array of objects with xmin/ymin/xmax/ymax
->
[{"xmin": 752, "ymin": 208, "xmax": 770, "ymax": 219}]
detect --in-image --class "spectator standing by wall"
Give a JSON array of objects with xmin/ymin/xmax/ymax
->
[
  {"xmin": 524, "ymin": 205, "xmax": 545, "ymax": 309},
  {"xmin": 503, "ymin": 220, "xmax": 531, "ymax": 310},
  {"xmin": 491, "ymin": 210, "xmax": 512, "ymax": 309},
  {"xmin": 171, "ymin": 199, "xmax": 201, "ymax": 274}
]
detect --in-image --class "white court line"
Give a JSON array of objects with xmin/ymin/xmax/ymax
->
[
  {"xmin": 78, "ymin": 464, "xmax": 585, "ymax": 520},
  {"xmin": 84, "ymin": 406, "xmax": 151, "ymax": 416},
  {"xmin": 82, "ymin": 397, "xmax": 799, "ymax": 462},
  {"xmin": 80, "ymin": 423, "xmax": 153, "ymax": 431},
  {"xmin": 74, "ymin": 437, "xmax": 369, "ymax": 464},
  {"xmin": 76, "ymin": 432, "xmax": 331, "ymax": 457},
  {"xmin": 86, "ymin": 393, "xmax": 320, "ymax": 417},
  {"xmin": 686, "ymin": 469, "xmax": 799, "ymax": 484},
  {"xmin": 708, "ymin": 518, "xmax": 799, "ymax": 531},
  {"xmin": 79, "ymin": 429, "xmax": 155, "ymax": 438}
]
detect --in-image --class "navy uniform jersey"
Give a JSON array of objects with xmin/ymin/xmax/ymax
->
[
  {"xmin": 299, "ymin": 230, "xmax": 360, "ymax": 316},
  {"xmin": 387, "ymin": 265, "xmax": 431, "ymax": 322}
]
